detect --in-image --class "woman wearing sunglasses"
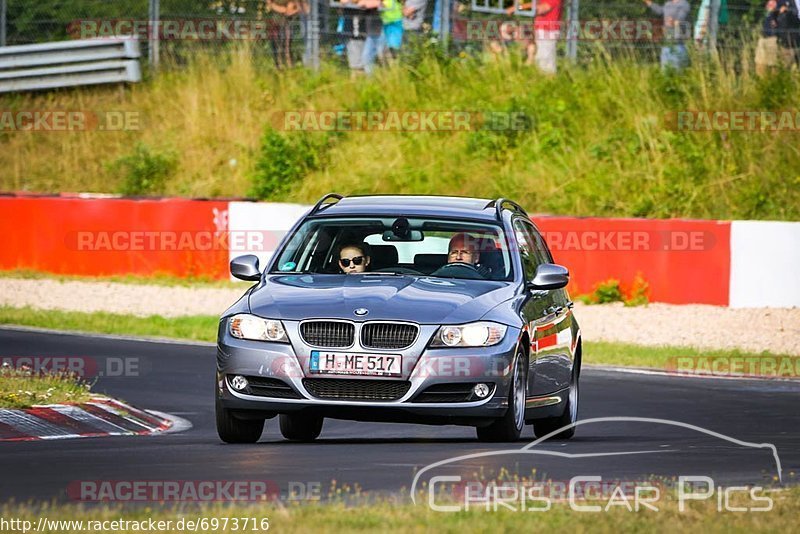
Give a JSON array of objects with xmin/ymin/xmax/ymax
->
[{"xmin": 338, "ymin": 243, "xmax": 371, "ymax": 274}]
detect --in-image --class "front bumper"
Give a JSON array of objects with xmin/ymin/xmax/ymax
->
[{"xmin": 216, "ymin": 320, "xmax": 522, "ymax": 426}]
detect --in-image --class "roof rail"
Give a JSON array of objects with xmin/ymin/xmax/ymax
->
[
  {"xmin": 487, "ymin": 198, "xmax": 528, "ymax": 220},
  {"xmin": 310, "ymin": 193, "xmax": 344, "ymax": 215}
]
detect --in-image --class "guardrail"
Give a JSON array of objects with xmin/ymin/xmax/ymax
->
[{"xmin": 0, "ymin": 37, "xmax": 142, "ymax": 93}]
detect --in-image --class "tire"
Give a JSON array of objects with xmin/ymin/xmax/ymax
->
[
  {"xmin": 279, "ymin": 413, "xmax": 324, "ymax": 442},
  {"xmin": 216, "ymin": 398, "xmax": 265, "ymax": 444},
  {"xmin": 533, "ymin": 360, "xmax": 579, "ymax": 440},
  {"xmin": 476, "ymin": 348, "xmax": 527, "ymax": 442}
]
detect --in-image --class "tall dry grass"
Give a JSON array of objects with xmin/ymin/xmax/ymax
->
[{"xmin": 1, "ymin": 41, "xmax": 798, "ymax": 220}]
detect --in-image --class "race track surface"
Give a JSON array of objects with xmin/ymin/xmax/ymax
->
[{"xmin": 1, "ymin": 329, "xmax": 798, "ymax": 503}]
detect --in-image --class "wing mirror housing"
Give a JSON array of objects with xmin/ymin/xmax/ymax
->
[
  {"xmin": 230, "ymin": 255, "xmax": 261, "ymax": 281},
  {"xmin": 527, "ymin": 263, "xmax": 569, "ymax": 290}
]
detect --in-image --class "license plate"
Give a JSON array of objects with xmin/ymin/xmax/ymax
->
[{"xmin": 309, "ymin": 351, "xmax": 402, "ymax": 377}]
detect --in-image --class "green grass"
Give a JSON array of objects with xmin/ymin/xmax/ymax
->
[
  {"xmin": 1, "ymin": 43, "xmax": 799, "ymax": 220},
  {"xmin": 1, "ymin": 306, "xmax": 796, "ymax": 377},
  {"xmin": 586, "ymin": 341, "xmax": 798, "ymax": 377},
  {"xmin": 0, "ymin": 306, "xmax": 218, "ymax": 343},
  {"xmin": 0, "ymin": 366, "xmax": 92, "ymax": 409},
  {"xmin": 2, "ymin": 487, "xmax": 799, "ymax": 532},
  {"xmin": 0, "ymin": 269, "xmax": 245, "ymax": 289}
]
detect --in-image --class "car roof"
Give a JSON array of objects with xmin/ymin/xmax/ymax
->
[{"xmin": 309, "ymin": 195, "xmax": 502, "ymax": 222}]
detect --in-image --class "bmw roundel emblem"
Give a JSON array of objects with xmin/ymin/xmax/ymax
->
[{"xmin": 354, "ymin": 308, "xmax": 369, "ymax": 316}]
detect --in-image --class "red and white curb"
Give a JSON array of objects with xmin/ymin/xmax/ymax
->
[{"xmin": 0, "ymin": 396, "xmax": 181, "ymax": 442}]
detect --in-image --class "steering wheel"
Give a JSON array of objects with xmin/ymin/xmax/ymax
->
[{"xmin": 431, "ymin": 262, "xmax": 483, "ymax": 279}]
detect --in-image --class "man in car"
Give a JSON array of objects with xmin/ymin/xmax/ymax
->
[{"xmin": 447, "ymin": 232, "xmax": 480, "ymax": 266}]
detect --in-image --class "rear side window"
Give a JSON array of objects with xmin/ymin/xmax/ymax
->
[{"xmin": 513, "ymin": 219, "xmax": 540, "ymax": 280}]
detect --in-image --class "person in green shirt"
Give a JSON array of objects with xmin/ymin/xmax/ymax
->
[{"xmin": 358, "ymin": 0, "xmax": 404, "ymax": 73}]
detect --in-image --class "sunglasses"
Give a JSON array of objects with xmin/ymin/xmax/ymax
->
[{"xmin": 339, "ymin": 256, "xmax": 365, "ymax": 267}]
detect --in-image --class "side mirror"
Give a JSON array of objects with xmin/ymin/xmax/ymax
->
[
  {"xmin": 230, "ymin": 254, "xmax": 261, "ymax": 281},
  {"xmin": 527, "ymin": 263, "xmax": 569, "ymax": 290}
]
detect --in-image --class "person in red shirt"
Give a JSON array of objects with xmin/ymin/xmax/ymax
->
[{"xmin": 506, "ymin": 0, "xmax": 563, "ymax": 73}]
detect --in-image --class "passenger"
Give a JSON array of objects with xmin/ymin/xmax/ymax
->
[{"xmin": 338, "ymin": 243, "xmax": 371, "ymax": 274}]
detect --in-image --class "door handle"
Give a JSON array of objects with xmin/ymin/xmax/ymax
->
[{"xmin": 547, "ymin": 305, "xmax": 564, "ymax": 316}]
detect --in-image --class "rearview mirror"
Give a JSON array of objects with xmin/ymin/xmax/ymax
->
[
  {"xmin": 230, "ymin": 255, "xmax": 261, "ymax": 281},
  {"xmin": 527, "ymin": 263, "xmax": 569, "ymax": 290},
  {"xmin": 382, "ymin": 229, "xmax": 424, "ymax": 242}
]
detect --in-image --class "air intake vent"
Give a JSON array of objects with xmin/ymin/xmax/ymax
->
[
  {"xmin": 300, "ymin": 321, "xmax": 355, "ymax": 348},
  {"xmin": 230, "ymin": 376, "xmax": 302, "ymax": 399},
  {"xmin": 302, "ymin": 378, "xmax": 411, "ymax": 401},
  {"xmin": 361, "ymin": 323, "xmax": 418, "ymax": 350}
]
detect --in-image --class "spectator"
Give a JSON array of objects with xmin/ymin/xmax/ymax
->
[
  {"xmin": 694, "ymin": 0, "xmax": 728, "ymax": 49},
  {"xmin": 506, "ymin": 0, "xmax": 563, "ymax": 74},
  {"xmin": 643, "ymin": 0, "xmax": 691, "ymax": 70},
  {"xmin": 403, "ymin": 0, "xmax": 428, "ymax": 41},
  {"xmin": 338, "ymin": 1, "xmax": 367, "ymax": 74},
  {"xmin": 756, "ymin": 0, "xmax": 781, "ymax": 75},
  {"xmin": 775, "ymin": 0, "xmax": 800, "ymax": 67},
  {"xmin": 358, "ymin": 0, "xmax": 404, "ymax": 74},
  {"xmin": 381, "ymin": 0, "xmax": 406, "ymax": 59},
  {"xmin": 265, "ymin": 0, "xmax": 303, "ymax": 68},
  {"xmin": 358, "ymin": 0, "xmax": 383, "ymax": 75}
]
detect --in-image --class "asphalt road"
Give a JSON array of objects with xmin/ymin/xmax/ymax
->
[{"xmin": 1, "ymin": 328, "xmax": 798, "ymax": 504}]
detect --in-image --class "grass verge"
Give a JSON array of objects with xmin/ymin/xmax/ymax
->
[
  {"xmin": 1, "ymin": 306, "xmax": 797, "ymax": 378},
  {"xmin": 0, "ymin": 365, "xmax": 92, "ymax": 409},
  {"xmin": 0, "ymin": 306, "xmax": 218, "ymax": 343},
  {"xmin": 1, "ymin": 487, "xmax": 798, "ymax": 533},
  {"xmin": 586, "ymin": 341, "xmax": 798, "ymax": 377}
]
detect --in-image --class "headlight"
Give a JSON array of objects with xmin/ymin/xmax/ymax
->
[
  {"xmin": 430, "ymin": 322, "xmax": 507, "ymax": 348},
  {"xmin": 229, "ymin": 314, "xmax": 288, "ymax": 343}
]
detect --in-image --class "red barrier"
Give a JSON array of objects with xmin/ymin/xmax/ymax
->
[
  {"xmin": 0, "ymin": 197, "xmax": 229, "ymax": 279},
  {"xmin": 0, "ymin": 196, "xmax": 733, "ymax": 305},
  {"xmin": 532, "ymin": 216, "xmax": 731, "ymax": 305}
]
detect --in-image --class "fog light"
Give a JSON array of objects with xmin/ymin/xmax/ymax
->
[
  {"xmin": 230, "ymin": 375, "xmax": 249, "ymax": 391},
  {"xmin": 473, "ymin": 383, "xmax": 491, "ymax": 399}
]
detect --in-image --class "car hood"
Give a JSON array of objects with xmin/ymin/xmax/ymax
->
[{"xmin": 248, "ymin": 274, "xmax": 517, "ymax": 324}]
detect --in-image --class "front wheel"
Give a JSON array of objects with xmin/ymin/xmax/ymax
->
[
  {"xmin": 476, "ymin": 349, "xmax": 527, "ymax": 442},
  {"xmin": 279, "ymin": 413, "xmax": 324, "ymax": 442},
  {"xmin": 533, "ymin": 362, "xmax": 579, "ymax": 440},
  {"xmin": 216, "ymin": 398, "xmax": 264, "ymax": 444}
]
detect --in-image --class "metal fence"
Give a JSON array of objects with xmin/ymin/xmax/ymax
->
[{"xmin": 0, "ymin": 1, "xmax": 783, "ymax": 71}]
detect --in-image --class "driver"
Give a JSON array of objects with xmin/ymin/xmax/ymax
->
[{"xmin": 447, "ymin": 233, "xmax": 480, "ymax": 265}]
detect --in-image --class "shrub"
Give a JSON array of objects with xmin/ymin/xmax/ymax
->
[
  {"xmin": 249, "ymin": 128, "xmax": 337, "ymax": 200},
  {"xmin": 624, "ymin": 273, "xmax": 650, "ymax": 307},
  {"xmin": 111, "ymin": 143, "xmax": 177, "ymax": 196},
  {"xmin": 590, "ymin": 279, "xmax": 624, "ymax": 304}
]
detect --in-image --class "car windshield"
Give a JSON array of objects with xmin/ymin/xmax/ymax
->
[{"xmin": 270, "ymin": 217, "xmax": 513, "ymax": 281}]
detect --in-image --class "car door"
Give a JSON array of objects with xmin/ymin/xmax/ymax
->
[{"xmin": 514, "ymin": 218, "xmax": 574, "ymax": 396}]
